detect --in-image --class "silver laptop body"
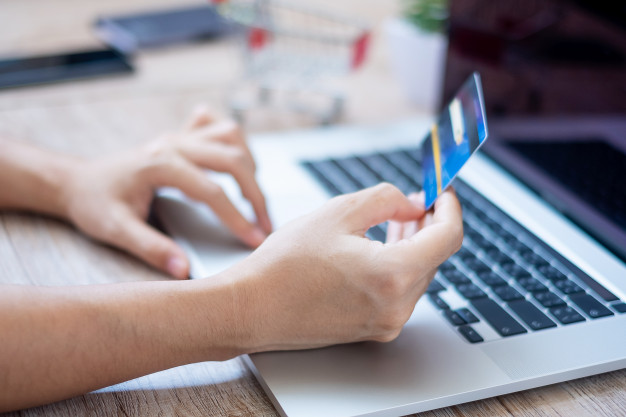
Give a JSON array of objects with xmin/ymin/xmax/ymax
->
[
  {"xmin": 155, "ymin": 0, "xmax": 626, "ymax": 414},
  {"xmin": 154, "ymin": 117, "xmax": 626, "ymax": 417}
]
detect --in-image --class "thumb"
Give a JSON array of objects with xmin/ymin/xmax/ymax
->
[
  {"xmin": 337, "ymin": 183, "xmax": 424, "ymax": 234},
  {"xmin": 108, "ymin": 212, "xmax": 190, "ymax": 279},
  {"xmin": 184, "ymin": 105, "xmax": 215, "ymax": 131}
]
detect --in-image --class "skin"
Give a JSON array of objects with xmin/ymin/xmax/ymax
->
[
  {"xmin": 0, "ymin": 108, "xmax": 272, "ymax": 279},
  {"xmin": 0, "ymin": 109, "xmax": 463, "ymax": 412}
]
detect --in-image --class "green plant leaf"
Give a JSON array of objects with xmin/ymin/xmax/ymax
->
[{"xmin": 402, "ymin": 0, "xmax": 449, "ymax": 34}]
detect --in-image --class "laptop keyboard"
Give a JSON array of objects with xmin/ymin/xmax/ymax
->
[{"xmin": 302, "ymin": 147, "xmax": 626, "ymax": 344}]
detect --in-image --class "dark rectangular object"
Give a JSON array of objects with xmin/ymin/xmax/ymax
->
[
  {"xmin": 94, "ymin": 5, "xmax": 234, "ymax": 53},
  {"xmin": 471, "ymin": 298, "xmax": 527, "ymax": 337},
  {"xmin": 569, "ymin": 294, "xmax": 614, "ymax": 319},
  {"xmin": 0, "ymin": 49, "xmax": 133, "ymax": 90},
  {"xmin": 508, "ymin": 300, "xmax": 557, "ymax": 331}
]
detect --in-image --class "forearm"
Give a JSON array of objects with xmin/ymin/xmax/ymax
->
[
  {"xmin": 0, "ymin": 140, "xmax": 77, "ymax": 218},
  {"xmin": 0, "ymin": 276, "xmax": 247, "ymax": 412}
]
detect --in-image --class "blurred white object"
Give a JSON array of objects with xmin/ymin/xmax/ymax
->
[
  {"xmin": 212, "ymin": 0, "xmax": 371, "ymax": 125},
  {"xmin": 385, "ymin": 17, "xmax": 447, "ymax": 113}
]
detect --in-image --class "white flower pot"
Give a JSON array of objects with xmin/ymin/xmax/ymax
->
[{"xmin": 385, "ymin": 18, "xmax": 448, "ymax": 113}]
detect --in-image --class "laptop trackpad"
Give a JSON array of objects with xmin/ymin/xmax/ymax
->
[
  {"xmin": 153, "ymin": 190, "xmax": 252, "ymax": 278},
  {"xmin": 481, "ymin": 318, "xmax": 625, "ymax": 380}
]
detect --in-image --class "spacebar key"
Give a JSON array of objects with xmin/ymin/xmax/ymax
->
[{"xmin": 471, "ymin": 298, "xmax": 527, "ymax": 337}]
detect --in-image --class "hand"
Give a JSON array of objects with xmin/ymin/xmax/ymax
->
[
  {"xmin": 63, "ymin": 107, "xmax": 272, "ymax": 279},
  {"xmin": 229, "ymin": 184, "xmax": 463, "ymax": 352}
]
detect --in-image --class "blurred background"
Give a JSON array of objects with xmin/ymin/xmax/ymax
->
[{"xmin": 0, "ymin": 0, "xmax": 448, "ymax": 143}]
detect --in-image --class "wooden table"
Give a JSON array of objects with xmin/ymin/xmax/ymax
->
[{"xmin": 1, "ymin": 1, "xmax": 624, "ymax": 416}]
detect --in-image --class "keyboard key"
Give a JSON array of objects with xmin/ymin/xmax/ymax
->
[
  {"xmin": 520, "ymin": 250, "xmax": 549, "ymax": 267},
  {"xmin": 573, "ymin": 272, "xmax": 619, "ymax": 302},
  {"xmin": 504, "ymin": 238, "xmax": 532, "ymax": 253},
  {"xmin": 443, "ymin": 310, "xmax": 466, "ymax": 326},
  {"xmin": 458, "ymin": 325, "xmax": 484, "ymax": 343},
  {"xmin": 508, "ymin": 300, "xmax": 557, "ymax": 330},
  {"xmin": 336, "ymin": 157, "xmax": 380, "ymax": 188},
  {"xmin": 404, "ymin": 148, "xmax": 421, "ymax": 163},
  {"xmin": 487, "ymin": 222, "xmax": 504, "ymax": 235},
  {"xmin": 569, "ymin": 294, "xmax": 614, "ymax": 319},
  {"xmin": 501, "ymin": 262, "xmax": 532, "ymax": 279},
  {"xmin": 484, "ymin": 247, "xmax": 514, "ymax": 264},
  {"xmin": 441, "ymin": 268, "xmax": 471, "ymax": 285},
  {"xmin": 456, "ymin": 246, "xmax": 475, "ymax": 260},
  {"xmin": 393, "ymin": 176, "xmax": 416, "ymax": 195},
  {"xmin": 428, "ymin": 294, "xmax": 450, "ymax": 310},
  {"xmin": 471, "ymin": 298, "xmax": 527, "ymax": 337},
  {"xmin": 456, "ymin": 283, "xmax": 487, "ymax": 300},
  {"xmin": 302, "ymin": 162, "xmax": 342, "ymax": 196},
  {"xmin": 517, "ymin": 277, "xmax": 548, "ymax": 293},
  {"xmin": 384, "ymin": 150, "xmax": 423, "ymax": 186},
  {"xmin": 534, "ymin": 291, "xmax": 566, "ymax": 308},
  {"xmin": 611, "ymin": 302, "xmax": 626, "ymax": 313},
  {"xmin": 494, "ymin": 285, "xmax": 525, "ymax": 301},
  {"xmin": 426, "ymin": 279, "xmax": 446, "ymax": 293},
  {"xmin": 309, "ymin": 160, "xmax": 360, "ymax": 194},
  {"xmin": 463, "ymin": 257, "xmax": 491, "ymax": 273},
  {"xmin": 456, "ymin": 308, "xmax": 479, "ymax": 323},
  {"xmin": 480, "ymin": 241, "xmax": 500, "ymax": 254},
  {"xmin": 357, "ymin": 154, "xmax": 401, "ymax": 183},
  {"xmin": 553, "ymin": 279, "xmax": 584, "ymax": 295},
  {"xmin": 537, "ymin": 264, "xmax": 568, "ymax": 282},
  {"xmin": 496, "ymin": 225, "xmax": 517, "ymax": 241},
  {"xmin": 439, "ymin": 261, "xmax": 456, "ymax": 272},
  {"xmin": 466, "ymin": 230, "xmax": 489, "ymax": 246},
  {"xmin": 476, "ymin": 270, "xmax": 508, "ymax": 287},
  {"xmin": 550, "ymin": 306, "xmax": 586, "ymax": 324}
]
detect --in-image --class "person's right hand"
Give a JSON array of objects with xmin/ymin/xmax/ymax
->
[{"xmin": 227, "ymin": 183, "xmax": 463, "ymax": 352}]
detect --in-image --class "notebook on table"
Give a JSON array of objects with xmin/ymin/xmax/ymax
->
[{"xmin": 154, "ymin": 0, "xmax": 626, "ymax": 415}]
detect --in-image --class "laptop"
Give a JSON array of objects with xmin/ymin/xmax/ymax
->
[{"xmin": 154, "ymin": 0, "xmax": 626, "ymax": 416}]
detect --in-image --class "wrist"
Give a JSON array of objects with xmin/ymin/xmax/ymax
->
[
  {"xmin": 40, "ymin": 154, "xmax": 82, "ymax": 220},
  {"xmin": 184, "ymin": 272, "xmax": 259, "ymax": 361},
  {"xmin": 0, "ymin": 141, "xmax": 82, "ymax": 219}
]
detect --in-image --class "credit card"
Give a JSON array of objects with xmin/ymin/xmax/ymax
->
[{"xmin": 421, "ymin": 72, "xmax": 488, "ymax": 209}]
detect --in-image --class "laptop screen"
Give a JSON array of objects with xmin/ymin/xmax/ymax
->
[{"xmin": 442, "ymin": 0, "xmax": 626, "ymax": 261}]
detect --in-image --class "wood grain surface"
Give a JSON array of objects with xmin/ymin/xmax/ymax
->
[{"xmin": 1, "ymin": 1, "xmax": 624, "ymax": 416}]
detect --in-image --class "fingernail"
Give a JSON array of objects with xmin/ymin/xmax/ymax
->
[
  {"xmin": 247, "ymin": 227, "xmax": 267, "ymax": 247},
  {"xmin": 166, "ymin": 256, "xmax": 188, "ymax": 279},
  {"xmin": 260, "ymin": 216, "xmax": 273, "ymax": 234}
]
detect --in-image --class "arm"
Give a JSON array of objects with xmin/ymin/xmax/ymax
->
[
  {"xmin": 0, "ymin": 278, "xmax": 244, "ymax": 412},
  {"xmin": 0, "ymin": 108, "xmax": 272, "ymax": 279},
  {"xmin": 0, "ymin": 140, "xmax": 75, "ymax": 219},
  {"xmin": 0, "ymin": 183, "xmax": 462, "ymax": 412}
]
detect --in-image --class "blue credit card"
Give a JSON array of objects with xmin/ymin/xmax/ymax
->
[{"xmin": 421, "ymin": 72, "xmax": 489, "ymax": 209}]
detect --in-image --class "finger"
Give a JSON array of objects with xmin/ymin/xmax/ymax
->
[
  {"xmin": 179, "ymin": 143, "xmax": 272, "ymax": 233},
  {"xmin": 408, "ymin": 191, "xmax": 426, "ymax": 212},
  {"xmin": 335, "ymin": 183, "xmax": 424, "ymax": 234},
  {"xmin": 155, "ymin": 159, "xmax": 268, "ymax": 248},
  {"xmin": 196, "ymin": 119, "xmax": 246, "ymax": 146},
  {"xmin": 403, "ymin": 192, "xmax": 425, "ymax": 238},
  {"xmin": 386, "ymin": 189, "xmax": 463, "ymax": 269},
  {"xmin": 384, "ymin": 192, "xmax": 425, "ymax": 243},
  {"xmin": 386, "ymin": 220, "xmax": 403, "ymax": 244},
  {"xmin": 402, "ymin": 220, "xmax": 418, "ymax": 240},
  {"xmin": 191, "ymin": 121, "xmax": 258, "ymax": 174},
  {"xmin": 200, "ymin": 122, "xmax": 257, "ymax": 170},
  {"xmin": 184, "ymin": 105, "xmax": 215, "ymax": 131},
  {"xmin": 106, "ymin": 208, "xmax": 190, "ymax": 279}
]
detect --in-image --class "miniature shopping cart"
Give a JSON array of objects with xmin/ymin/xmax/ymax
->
[{"xmin": 211, "ymin": 0, "xmax": 371, "ymax": 124}]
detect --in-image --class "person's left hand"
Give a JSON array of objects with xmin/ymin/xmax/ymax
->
[{"xmin": 63, "ymin": 107, "xmax": 272, "ymax": 279}]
